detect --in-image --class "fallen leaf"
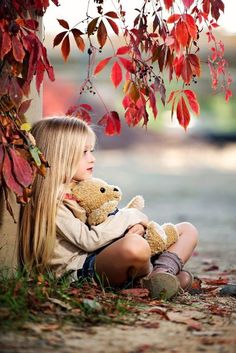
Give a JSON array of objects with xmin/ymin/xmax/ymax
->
[
  {"xmin": 167, "ymin": 311, "xmax": 202, "ymax": 331},
  {"xmin": 48, "ymin": 297, "xmax": 72, "ymax": 310},
  {"xmin": 120, "ymin": 288, "xmax": 149, "ymax": 298},
  {"xmin": 192, "ymin": 331, "xmax": 222, "ymax": 336},
  {"xmin": 204, "ymin": 265, "xmax": 219, "ymax": 272}
]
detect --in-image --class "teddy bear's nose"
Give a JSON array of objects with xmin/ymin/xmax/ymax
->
[{"xmin": 113, "ymin": 187, "xmax": 119, "ymax": 192}]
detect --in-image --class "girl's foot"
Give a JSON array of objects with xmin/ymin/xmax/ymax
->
[{"xmin": 142, "ymin": 271, "xmax": 180, "ymax": 300}]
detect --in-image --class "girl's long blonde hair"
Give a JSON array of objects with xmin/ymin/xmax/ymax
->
[{"xmin": 19, "ymin": 117, "xmax": 95, "ymax": 272}]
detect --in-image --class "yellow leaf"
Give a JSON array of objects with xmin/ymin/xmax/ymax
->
[
  {"xmin": 123, "ymin": 80, "xmax": 131, "ymax": 93},
  {"xmin": 20, "ymin": 123, "xmax": 31, "ymax": 132}
]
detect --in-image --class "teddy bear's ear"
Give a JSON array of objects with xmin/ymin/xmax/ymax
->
[{"xmin": 63, "ymin": 199, "xmax": 87, "ymax": 223}]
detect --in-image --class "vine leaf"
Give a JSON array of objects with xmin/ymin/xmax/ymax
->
[
  {"xmin": 98, "ymin": 111, "xmax": 121, "ymax": 135},
  {"xmin": 111, "ymin": 61, "xmax": 122, "ymax": 88},
  {"xmin": 57, "ymin": 19, "xmax": 70, "ymax": 29},
  {"xmin": 97, "ymin": 20, "xmax": 107, "ymax": 48},
  {"xmin": 94, "ymin": 57, "xmax": 112, "ymax": 75},
  {"xmin": 61, "ymin": 35, "xmax": 70, "ymax": 61},
  {"xmin": 176, "ymin": 96, "xmax": 191, "ymax": 130}
]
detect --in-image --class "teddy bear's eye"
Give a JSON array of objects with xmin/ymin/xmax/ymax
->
[{"xmin": 100, "ymin": 187, "xmax": 106, "ymax": 193}]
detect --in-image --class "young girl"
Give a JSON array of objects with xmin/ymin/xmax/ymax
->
[{"xmin": 19, "ymin": 117, "xmax": 198, "ymax": 299}]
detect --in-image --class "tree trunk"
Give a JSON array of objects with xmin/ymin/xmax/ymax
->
[{"xmin": 0, "ymin": 18, "xmax": 43, "ymax": 272}]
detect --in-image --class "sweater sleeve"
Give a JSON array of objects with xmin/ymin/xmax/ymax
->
[{"xmin": 56, "ymin": 204, "xmax": 148, "ymax": 252}]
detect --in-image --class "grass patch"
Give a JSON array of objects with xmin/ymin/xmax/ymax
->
[{"xmin": 0, "ymin": 270, "xmax": 147, "ymax": 331}]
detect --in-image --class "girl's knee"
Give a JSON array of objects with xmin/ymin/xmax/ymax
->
[
  {"xmin": 177, "ymin": 222, "xmax": 199, "ymax": 245},
  {"xmin": 121, "ymin": 235, "xmax": 151, "ymax": 264}
]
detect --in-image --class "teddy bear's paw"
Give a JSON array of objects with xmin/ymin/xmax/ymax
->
[
  {"xmin": 162, "ymin": 223, "xmax": 179, "ymax": 248},
  {"xmin": 126, "ymin": 195, "xmax": 144, "ymax": 210},
  {"xmin": 145, "ymin": 221, "xmax": 167, "ymax": 256}
]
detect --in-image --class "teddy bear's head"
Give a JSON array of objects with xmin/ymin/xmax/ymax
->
[{"xmin": 70, "ymin": 178, "xmax": 122, "ymax": 213}]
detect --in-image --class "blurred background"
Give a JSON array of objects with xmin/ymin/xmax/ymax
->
[{"xmin": 41, "ymin": 1, "xmax": 236, "ymax": 273}]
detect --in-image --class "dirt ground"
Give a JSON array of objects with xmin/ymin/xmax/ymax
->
[{"xmin": 1, "ymin": 137, "xmax": 236, "ymax": 353}]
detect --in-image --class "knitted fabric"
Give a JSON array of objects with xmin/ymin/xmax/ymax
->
[{"xmin": 152, "ymin": 251, "xmax": 184, "ymax": 275}]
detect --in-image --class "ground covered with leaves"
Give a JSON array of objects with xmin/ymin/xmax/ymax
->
[{"xmin": 0, "ymin": 265, "xmax": 236, "ymax": 353}]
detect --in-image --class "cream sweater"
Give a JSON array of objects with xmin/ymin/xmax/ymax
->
[{"xmin": 50, "ymin": 203, "xmax": 148, "ymax": 277}]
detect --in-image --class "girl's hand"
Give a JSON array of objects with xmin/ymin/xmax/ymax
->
[{"xmin": 126, "ymin": 224, "xmax": 146, "ymax": 237}]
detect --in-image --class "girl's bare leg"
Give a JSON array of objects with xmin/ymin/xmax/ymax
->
[
  {"xmin": 168, "ymin": 222, "xmax": 198, "ymax": 263},
  {"xmin": 95, "ymin": 234, "xmax": 153, "ymax": 287}
]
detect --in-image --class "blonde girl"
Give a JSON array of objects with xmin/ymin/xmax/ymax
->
[{"xmin": 19, "ymin": 117, "xmax": 198, "ymax": 299}]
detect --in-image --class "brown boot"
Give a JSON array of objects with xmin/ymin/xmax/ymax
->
[
  {"xmin": 176, "ymin": 270, "xmax": 194, "ymax": 292},
  {"xmin": 142, "ymin": 270, "xmax": 180, "ymax": 300}
]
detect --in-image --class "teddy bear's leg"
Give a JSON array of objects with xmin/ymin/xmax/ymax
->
[
  {"xmin": 162, "ymin": 223, "xmax": 179, "ymax": 249},
  {"xmin": 145, "ymin": 221, "xmax": 167, "ymax": 256},
  {"xmin": 125, "ymin": 195, "xmax": 144, "ymax": 210}
]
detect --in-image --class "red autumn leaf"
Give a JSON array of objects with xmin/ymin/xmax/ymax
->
[
  {"xmin": 183, "ymin": 14, "xmax": 198, "ymax": 39},
  {"xmin": 80, "ymin": 104, "xmax": 93, "ymax": 111},
  {"xmin": 12, "ymin": 36, "xmax": 25, "ymax": 63},
  {"xmin": 53, "ymin": 31, "xmax": 67, "ymax": 47},
  {"xmin": 202, "ymin": 0, "xmax": 210, "ymax": 14},
  {"xmin": 106, "ymin": 18, "xmax": 119, "ymax": 35},
  {"xmin": 94, "ymin": 57, "xmax": 112, "ymax": 75},
  {"xmin": 61, "ymin": 35, "xmax": 70, "ymax": 61},
  {"xmin": 98, "ymin": 111, "xmax": 121, "ymax": 136},
  {"xmin": 57, "ymin": 19, "xmax": 69, "ymax": 29},
  {"xmin": 116, "ymin": 46, "xmax": 130, "ymax": 55},
  {"xmin": 225, "ymin": 88, "xmax": 232, "ymax": 103},
  {"xmin": 203, "ymin": 277, "xmax": 228, "ymax": 286},
  {"xmin": 176, "ymin": 96, "xmax": 191, "ymax": 129},
  {"xmin": 120, "ymin": 288, "xmax": 149, "ymax": 297},
  {"xmin": 36, "ymin": 59, "xmax": 45, "ymax": 93},
  {"xmin": 23, "ymin": 19, "xmax": 38, "ymax": 30},
  {"xmin": 111, "ymin": 61, "xmax": 122, "ymax": 88},
  {"xmin": 79, "ymin": 109, "xmax": 92, "ymax": 124},
  {"xmin": 211, "ymin": 0, "xmax": 224, "ymax": 21},
  {"xmin": 42, "ymin": 46, "xmax": 55, "ymax": 82},
  {"xmin": 119, "ymin": 57, "xmax": 135, "ymax": 73},
  {"xmin": 72, "ymin": 29, "xmax": 85, "ymax": 52},
  {"xmin": 18, "ymin": 99, "xmax": 32, "ymax": 117},
  {"xmin": 2, "ymin": 149, "xmax": 23, "ymax": 196},
  {"xmin": 173, "ymin": 55, "xmax": 184, "ymax": 79},
  {"xmin": 122, "ymin": 94, "xmax": 132, "ymax": 109},
  {"xmin": 188, "ymin": 54, "xmax": 201, "ymax": 77},
  {"xmin": 149, "ymin": 90, "xmax": 158, "ymax": 118},
  {"xmin": 167, "ymin": 14, "xmax": 181, "ymax": 23},
  {"xmin": 184, "ymin": 89, "xmax": 200, "ymax": 115},
  {"xmin": 175, "ymin": 21, "xmax": 189, "ymax": 47},
  {"xmin": 9, "ymin": 148, "xmax": 33, "ymax": 187},
  {"xmin": 0, "ymin": 72, "xmax": 10, "ymax": 96},
  {"xmin": 0, "ymin": 145, "xmax": 4, "ymax": 174},
  {"xmin": 181, "ymin": 57, "xmax": 192, "ymax": 84},
  {"xmin": 163, "ymin": 0, "xmax": 175, "ymax": 10},
  {"xmin": 104, "ymin": 11, "xmax": 119, "ymax": 19},
  {"xmin": 182, "ymin": 0, "xmax": 194, "ymax": 8},
  {"xmin": 97, "ymin": 20, "xmax": 107, "ymax": 48},
  {"xmin": 9, "ymin": 78, "xmax": 23, "ymax": 107},
  {"xmin": 87, "ymin": 17, "xmax": 99, "ymax": 36},
  {"xmin": 0, "ymin": 31, "xmax": 12, "ymax": 59}
]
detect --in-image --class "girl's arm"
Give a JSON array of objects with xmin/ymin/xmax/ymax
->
[{"xmin": 56, "ymin": 203, "xmax": 148, "ymax": 252}]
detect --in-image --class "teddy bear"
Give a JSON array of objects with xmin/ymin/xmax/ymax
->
[{"xmin": 64, "ymin": 178, "xmax": 179, "ymax": 256}]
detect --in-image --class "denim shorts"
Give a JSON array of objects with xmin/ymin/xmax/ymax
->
[{"xmin": 77, "ymin": 253, "xmax": 96, "ymax": 279}]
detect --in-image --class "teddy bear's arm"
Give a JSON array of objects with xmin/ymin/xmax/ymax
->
[
  {"xmin": 87, "ymin": 200, "xmax": 119, "ymax": 226},
  {"xmin": 125, "ymin": 195, "xmax": 144, "ymax": 210}
]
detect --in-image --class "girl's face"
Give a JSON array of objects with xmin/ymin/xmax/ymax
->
[{"xmin": 73, "ymin": 136, "xmax": 95, "ymax": 181}]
